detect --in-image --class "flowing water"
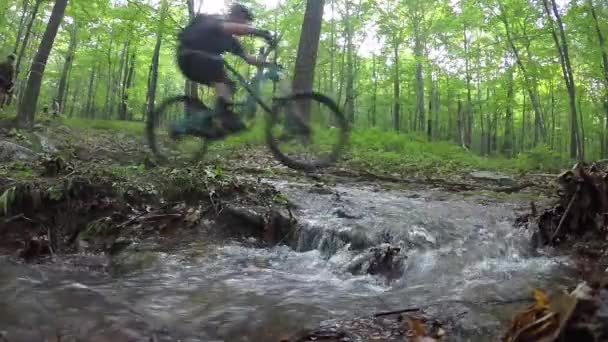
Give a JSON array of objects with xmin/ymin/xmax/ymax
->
[{"xmin": 0, "ymin": 180, "xmax": 576, "ymax": 341}]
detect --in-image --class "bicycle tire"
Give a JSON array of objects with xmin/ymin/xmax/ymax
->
[
  {"xmin": 146, "ymin": 95, "xmax": 210, "ymax": 163},
  {"xmin": 265, "ymin": 92, "xmax": 349, "ymax": 171}
]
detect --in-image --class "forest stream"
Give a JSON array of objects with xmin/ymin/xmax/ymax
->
[{"xmin": 0, "ymin": 178, "xmax": 578, "ymax": 342}]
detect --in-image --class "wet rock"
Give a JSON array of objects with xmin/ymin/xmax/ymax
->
[
  {"xmin": 309, "ymin": 183, "xmax": 334, "ymax": 195},
  {"xmin": 107, "ymin": 237, "xmax": 133, "ymax": 256},
  {"xmin": 18, "ymin": 237, "xmax": 51, "ymax": 261},
  {"xmin": 264, "ymin": 209, "xmax": 297, "ymax": 245},
  {"xmin": 0, "ymin": 140, "xmax": 35, "ymax": 162},
  {"xmin": 469, "ymin": 171, "xmax": 515, "ymax": 186},
  {"xmin": 339, "ymin": 227, "xmax": 373, "ymax": 250},
  {"xmin": 109, "ymin": 248, "xmax": 160, "ymax": 275},
  {"xmin": 216, "ymin": 205, "xmax": 296, "ymax": 245},
  {"xmin": 217, "ymin": 205, "xmax": 265, "ymax": 234},
  {"xmin": 334, "ymin": 208, "xmax": 362, "ymax": 219},
  {"xmin": 347, "ymin": 244, "xmax": 405, "ymax": 280}
]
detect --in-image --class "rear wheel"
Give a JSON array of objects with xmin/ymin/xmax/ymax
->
[
  {"xmin": 146, "ymin": 95, "xmax": 210, "ymax": 163},
  {"xmin": 265, "ymin": 92, "xmax": 348, "ymax": 171}
]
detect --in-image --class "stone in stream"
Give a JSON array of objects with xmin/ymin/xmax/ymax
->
[
  {"xmin": 215, "ymin": 205, "xmax": 296, "ymax": 245},
  {"xmin": 347, "ymin": 243, "xmax": 405, "ymax": 280},
  {"xmin": 333, "ymin": 207, "xmax": 362, "ymax": 219},
  {"xmin": 469, "ymin": 170, "xmax": 515, "ymax": 186}
]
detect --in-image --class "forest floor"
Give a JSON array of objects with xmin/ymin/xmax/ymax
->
[{"xmin": 0, "ymin": 117, "xmax": 605, "ymax": 341}]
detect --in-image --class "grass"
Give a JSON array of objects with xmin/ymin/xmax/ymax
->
[
  {"xmin": 215, "ymin": 124, "xmax": 569, "ymax": 175},
  {"xmin": 343, "ymin": 129, "xmax": 569, "ymax": 176},
  {"xmin": 62, "ymin": 117, "xmax": 145, "ymax": 135},
  {"xmin": 52, "ymin": 116, "xmax": 569, "ymax": 176}
]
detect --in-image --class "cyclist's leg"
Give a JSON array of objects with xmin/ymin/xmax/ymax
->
[{"xmin": 211, "ymin": 72, "xmax": 245, "ymax": 133}]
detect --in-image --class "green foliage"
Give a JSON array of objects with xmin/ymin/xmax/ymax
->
[
  {"xmin": 514, "ymin": 144, "xmax": 568, "ymax": 172},
  {"xmin": 345, "ymin": 129, "xmax": 515, "ymax": 175}
]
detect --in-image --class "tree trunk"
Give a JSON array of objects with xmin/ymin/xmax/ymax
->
[
  {"xmin": 85, "ymin": 64, "xmax": 98, "ymax": 117},
  {"xmin": 463, "ymin": 25, "xmax": 472, "ymax": 148},
  {"xmin": 344, "ymin": 3, "xmax": 355, "ymax": 124},
  {"xmin": 117, "ymin": 41, "xmax": 129, "ymax": 120},
  {"xmin": 502, "ymin": 67, "xmax": 514, "ymax": 157},
  {"xmin": 13, "ymin": 0, "xmax": 30, "ymax": 54},
  {"xmin": 17, "ymin": 0, "xmax": 68, "ymax": 127},
  {"xmin": 56, "ymin": 23, "xmax": 77, "ymax": 113},
  {"xmin": 499, "ymin": 7, "xmax": 547, "ymax": 145},
  {"xmin": 589, "ymin": 0, "xmax": 608, "ymax": 157},
  {"xmin": 145, "ymin": 0, "xmax": 168, "ymax": 121},
  {"xmin": 119, "ymin": 48, "xmax": 135, "ymax": 120},
  {"xmin": 457, "ymin": 99, "xmax": 466, "ymax": 149},
  {"xmin": 414, "ymin": 19, "xmax": 425, "ymax": 132},
  {"xmin": 292, "ymin": 0, "xmax": 325, "ymax": 121},
  {"xmin": 543, "ymin": 0, "xmax": 581, "ymax": 159},
  {"xmin": 370, "ymin": 54, "xmax": 377, "ymax": 127},
  {"xmin": 551, "ymin": 79, "xmax": 556, "ymax": 149},
  {"xmin": 393, "ymin": 39, "xmax": 401, "ymax": 131},
  {"xmin": 15, "ymin": 0, "xmax": 42, "ymax": 79},
  {"xmin": 184, "ymin": 0, "xmax": 198, "ymax": 100}
]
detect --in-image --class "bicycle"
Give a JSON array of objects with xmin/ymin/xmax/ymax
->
[{"xmin": 146, "ymin": 43, "xmax": 349, "ymax": 171}]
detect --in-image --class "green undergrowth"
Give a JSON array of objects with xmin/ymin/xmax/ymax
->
[
  {"xmin": 62, "ymin": 117, "xmax": 144, "ymax": 135},
  {"xmin": 212, "ymin": 124, "xmax": 569, "ymax": 175},
  {"xmin": 51, "ymin": 117, "xmax": 570, "ymax": 176},
  {"xmin": 345, "ymin": 129, "xmax": 569, "ymax": 175}
]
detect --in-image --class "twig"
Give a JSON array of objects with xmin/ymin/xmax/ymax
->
[
  {"xmin": 117, "ymin": 203, "xmax": 172, "ymax": 228},
  {"xmin": 551, "ymin": 184, "xmax": 580, "ymax": 243},
  {"xmin": 511, "ymin": 312, "xmax": 557, "ymax": 342},
  {"xmin": 142, "ymin": 213, "xmax": 182, "ymax": 221},
  {"xmin": 373, "ymin": 308, "xmax": 420, "ymax": 317}
]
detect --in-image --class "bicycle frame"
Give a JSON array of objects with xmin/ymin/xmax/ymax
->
[{"xmin": 223, "ymin": 61, "xmax": 282, "ymax": 116}]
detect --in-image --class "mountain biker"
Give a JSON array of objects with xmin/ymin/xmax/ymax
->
[
  {"xmin": 172, "ymin": 4, "xmax": 275, "ymax": 139},
  {"xmin": 0, "ymin": 54, "xmax": 16, "ymax": 108}
]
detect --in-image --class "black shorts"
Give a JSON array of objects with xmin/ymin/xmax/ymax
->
[
  {"xmin": 177, "ymin": 48, "xmax": 225, "ymax": 86},
  {"xmin": 0, "ymin": 76, "xmax": 12, "ymax": 92}
]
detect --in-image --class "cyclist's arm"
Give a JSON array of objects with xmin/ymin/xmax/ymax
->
[{"xmin": 220, "ymin": 22, "xmax": 259, "ymax": 36}]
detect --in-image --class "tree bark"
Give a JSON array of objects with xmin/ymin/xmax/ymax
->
[
  {"xmin": 463, "ymin": 25, "xmax": 472, "ymax": 148},
  {"xmin": 370, "ymin": 53, "xmax": 377, "ymax": 127},
  {"xmin": 502, "ymin": 67, "xmax": 514, "ymax": 157},
  {"xmin": 145, "ymin": 0, "xmax": 168, "ymax": 121},
  {"xmin": 85, "ymin": 63, "xmax": 98, "ymax": 118},
  {"xmin": 344, "ymin": 2, "xmax": 355, "ymax": 124},
  {"xmin": 414, "ymin": 19, "xmax": 425, "ymax": 132},
  {"xmin": 393, "ymin": 38, "xmax": 401, "ymax": 131},
  {"xmin": 292, "ymin": 0, "xmax": 325, "ymax": 121},
  {"xmin": 15, "ymin": 0, "xmax": 42, "ymax": 79},
  {"xmin": 56, "ymin": 23, "xmax": 77, "ymax": 113},
  {"xmin": 329, "ymin": 0, "xmax": 335, "ymax": 95},
  {"xmin": 17, "ymin": 0, "xmax": 68, "ymax": 127},
  {"xmin": 498, "ymin": 7, "xmax": 547, "ymax": 145},
  {"xmin": 589, "ymin": 0, "xmax": 608, "ymax": 157},
  {"xmin": 542, "ymin": 0, "xmax": 581, "ymax": 159},
  {"xmin": 184, "ymin": 0, "xmax": 198, "ymax": 100},
  {"xmin": 13, "ymin": 0, "xmax": 30, "ymax": 54}
]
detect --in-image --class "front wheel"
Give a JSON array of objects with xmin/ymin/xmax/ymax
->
[
  {"xmin": 265, "ymin": 92, "xmax": 349, "ymax": 171},
  {"xmin": 146, "ymin": 95, "xmax": 210, "ymax": 163}
]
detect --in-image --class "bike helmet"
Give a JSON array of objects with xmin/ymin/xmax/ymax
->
[{"xmin": 229, "ymin": 4, "xmax": 254, "ymax": 21}]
